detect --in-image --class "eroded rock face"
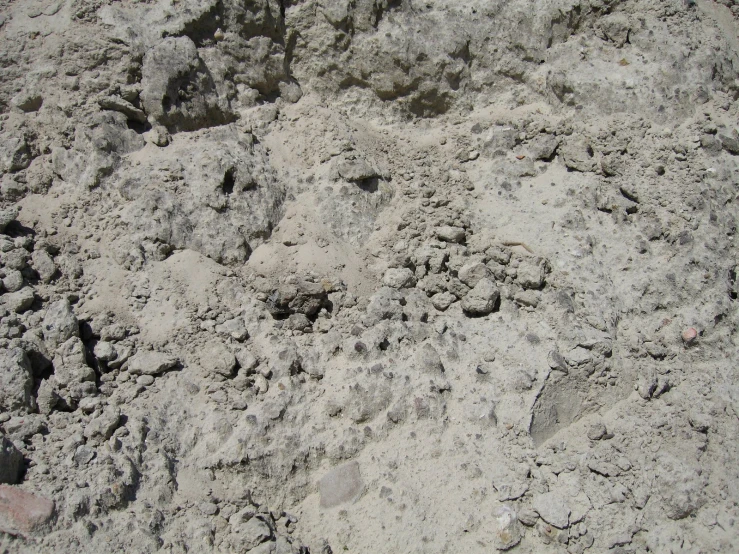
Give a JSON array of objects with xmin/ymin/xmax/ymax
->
[
  {"xmin": 141, "ymin": 36, "xmax": 234, "ymax": 132},
  {"xmin": 114, "ymin": 125, "xmax": 285, "ymax": 265}
]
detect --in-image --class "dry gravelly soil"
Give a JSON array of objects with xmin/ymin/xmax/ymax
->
[{"xmin": 1, "ymin": 0, "xmax": 739, "ymax": 552}]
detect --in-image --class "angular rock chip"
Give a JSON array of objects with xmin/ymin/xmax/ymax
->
[
  {"xmin": 436, "ymin": 225, "xmax": 466, "ymax": 243},
  {"xmin": 533, "ymin": 491, "xmax": 571, "ymax": 529},
  {"xmin": 383, "ymin": 267, "xmax": 415, "ymax": 289},
  {"xmin": 0, "ymin": 348, "xmax": 33, "ymax": 412},
  {"xmin": 127, "ymin": 351, "xmax": 178, "ymax": 376},
  {"xmin": 415, "ymin": 343, "xmax": 444, "ymax": 374},
  {"xmin": 42, "ymin": 299, "xmax": 79, "ymax": 350},
  {"xmin": 199, "ymin": 340, "xmax": 237, "ymax": 377},
  {"xmin": 458, "ymin": 262, "xmax": 493, "ymax": 288},
  {"xmin": 462, "ymin": 278, "xmax": 499, "ymax": 316}
]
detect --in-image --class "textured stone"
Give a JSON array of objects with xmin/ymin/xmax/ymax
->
[
  {"xmin": 127, "ymin": 351, "xmax": 178, "ymax": 376},
  {"xmin": 0, "ymin": 348, "xmax": 33, "ymax": 412},
  {"xmin": 0, "ymin": 485, "xmax": 55, "ymax": 535},
  {"xmin": 319, "ymin": 461, "xmax": 363, "ymax": 508},
  {"xmin": 415, "ymin": 343, "xmax": 444, "ymax": 374},
  {"xmin": 533, "ymin": 491, "xmax": 571, "ymax": 529},
  {"xmin": 436, "ymin": 226, "xmax": 466, "ymax": 243},
  {"xmin": 42, "ymin": 300, "xmax": 79, "ymax": 350},
  {"xmin": 461, "ymin": 278, "xmax": 499, "ymax": 316},
  {"xmin": 383, "ymin": 267, "xmax": 415, "ymax": 289},
  {"xmin": 458, "ymin": 262, "xmax": 493, "ymax": 287},
  {"xmin": 199, "ymin": 340, "xmax": 237, "ymax": 377}
]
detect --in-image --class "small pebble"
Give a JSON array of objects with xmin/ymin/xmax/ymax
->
[
  {"xmin": 137, "ymin": 375, "xmax": 155, "ymax": 386},
  {"xmin": 681, "ymin": 327, "xmax": 698, "ymax": 345}
]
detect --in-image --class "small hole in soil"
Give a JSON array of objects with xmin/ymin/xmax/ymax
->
[{"xmin": 222, "ymin": 168, "xmax": 236, "ymax": 195}]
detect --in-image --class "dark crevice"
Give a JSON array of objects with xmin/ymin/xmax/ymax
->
[
  {"xmin": 126, "ymin": 119, "xmax": 151, "ymax": 134},
  {"xmin": 222, "ymin": 167, "xmax": 236, "ymax": 195},
  {"xmin": 356, "ymin": 177, "xmax": 379, "ymax": 193}
]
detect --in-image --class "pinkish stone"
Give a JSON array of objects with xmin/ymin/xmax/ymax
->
[
  {"xmin": 0, "ymin": 485, "xmax": 55, "ymax": 536},
  {"xmin": 681, "ymin": 327, "xmax": 698, "ymax": 345}
]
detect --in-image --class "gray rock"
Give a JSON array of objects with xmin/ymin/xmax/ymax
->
[
  {"xmin": 657, "ymin": 454, "xmax": 706, "ymax": 520},
  {"xmin": 0, "ymin": 436, "xmax": 23, "ymax": 484},
  {"xmin": 600, "ymin": 13, "xmax": 631, "ymax": 47},
  {"xmin": 1, "ymin": 288, "xmax": 34, "ymax": 313},
  {"xmin": 137, "ymin": 374, "xmax": 155, "ymax": 386},
  {"xmin": 720, "ymin": 134, "xmax": 739, "ymax": 155},
  {"xmin": 300, "ymin": 349, "xmax": 325, "ymax": 379},
  {"xmin": 143, "ymin": 125, "xmax": 170, "ymax": 147},
  {"xmin": 365, "ymin": 287, "xmax": 404, "ymax": 323},
  {"xmin": 42, "ymin": 300, "xmax": 79, "ymax": 350},
  {"xmin": 36, "ymin": 380, "xmax": 60, "ymax": 415},
  {"xmin": 529, "ymin": 134, "xmax": 559, "ymax": 160},
  {"xmin": 560, "ymin": 139, "xmax": 597, "ymax": 172},
  {"xmin": 431, "ymin": 291, "xmax": 456, "ymax": 311},
  {"xmin": 199, "ymin": 501, "xmax": 218, "ymax": 516},
  {"xmin": 547, "ymin": 350, "xmax": 567, "ymax": 372},
  {"xmin": 0, "ymin": 207, "xmax": 18, "ymax": 232},
  {"xmin": 270, "ymin": 343, "xmax": 302, "ymax": 379},
  {"xmin": 2, "ymin": 270, "xmax": 24, "ymax": 293},
  {"xmin": 53, "ymin": 337, "xmax": 96, "ymax": 387},
  {"xmin": 93, "ymin": 341, "xmax": 117, "ymax": 363},
  {"xmin": 2, "ymin": 249, "xmax": 29, "ymax": 270},
  {"xmin": 215, "ymin": 317, "xmax": 248, "ymax": 341},
  {"xmin": 0, "ymin": 136, "xmax": 31, "ymax": 172},
  {"xmin": 701, "ymin": 134, "xmax": 722, "ymax": 154},
  {"xmin": 10, "ymin": 92, "xmax": 43, "ymax": 112},
  {"xmin": 494, "ymin": 505, "xmax": 522, "ymax": 551},
  {"xmin": 199, "ymin": 340, "xmax": 237, "ymax": 377},
  {"xmin": 415, "ymin": 343, "xmax": 444, "ymax": 374},
  {"xmin": 587, "ymin": 423, "xmax": 608, "ymax": 441},
  {"xmin": 83, "ymin": 407, "xmax": 121, "ymax": 442},
  {"xmin": 73, "ymin": 444, "xmax": 96, "ymax": 466},
  {"xmin": 319, "ymin": 461, "xmax": 363, "ymax": 508},
  {"xmin": 461, "ymin": 278, "xmax": 499, "ymax": 316},
  {"xmin": 436, "ymin": 225, "xmax": 466, "ymax": 243},
  {"xmin": 513, "ymin": 290, "xmax": 539, "ymax": 307},
  {"xmin": 533, "ymin": 491, "xmax": 571, "ymax": 529},
  {"xmin": 266, "ymin": 280, "xmax": 329, "ymax": 318},
  {"xmin": 458, "ymin": 262, "xmax": 493, "ymax": 287},
  {"xmin": 127, "ymin": 351, "xmax": 178, "ymax": 376},
  {"xmin": 285, "ymin": 313, "xmax": 312, "ymax": 331},
  {"xmin": 383, "ymin": 267, "xmax": 415, "ymax": 289},
  {"xmin": 516, "ymin": 258, "xmax": 547, "ymax": 290},
  {"xmin": 0, "ymin": 348, "xmax": 33, "ymax": 412},
  {"xmin": 338, "ymin": 158, "xmax": 378, "ymax": 182},
  {"xmin": 234, "ymin": 516, "xmax": 273, "ymax": 550},
  {"xmin": 31, "ymin": 249, "xmax": 56, "ymax": 283},
  {"xmin": 279, "ymin": 80, "xmax": 303, "ymax": 103},
  {"xmin": 688, "ymin": 410, "xmax": 711, "ymax": 433},
  {"xmin": 235, "ymin": 349, "xmax": 258, "ymax": 373},
  {"xmin": 140, "ymin": 36, "xmax": 231, "ymax": 132}
]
